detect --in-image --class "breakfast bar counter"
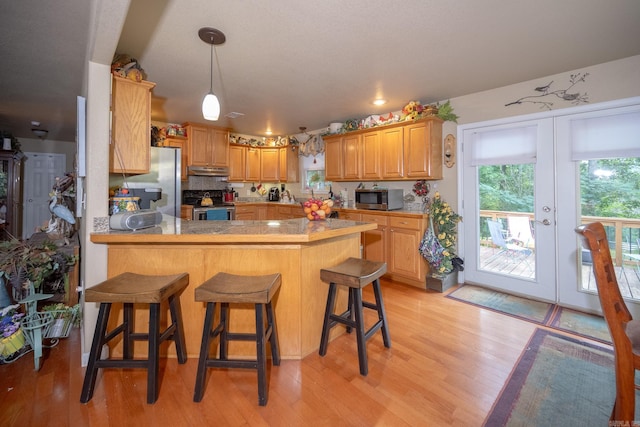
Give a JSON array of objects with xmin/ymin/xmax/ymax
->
[{"xmin": 90, "ymin": 217, "xmax": 376, "ymax": 360}]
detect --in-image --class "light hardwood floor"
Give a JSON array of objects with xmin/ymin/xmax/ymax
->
[{"xmin": 0, "ymin": 279, "xmax": 598, "ymax": 426}]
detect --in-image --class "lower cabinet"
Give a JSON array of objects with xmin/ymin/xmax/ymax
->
[
  {"xmin": 235, "ymin": 205, "xmax": 256, "ymax": 220},
  {"xmin": 340, "ymin": 209, "xmax": 429, "ymax": 288},
  {"xmin": 361, "ymin": 213, "xmax": 387, "ymax": 264}
]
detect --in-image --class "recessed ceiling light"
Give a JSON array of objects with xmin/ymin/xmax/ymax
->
[
  {"xmin": 265, "ymin": 130, "xmax": 273, "ymax": 135},
  {"xmin": 373, "ymin": 99, "xmax": 387, "ymax": 106}
]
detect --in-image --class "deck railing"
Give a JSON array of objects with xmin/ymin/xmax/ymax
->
[{"xmin": 479, "ymin": 210, "xmax": 640, "ymax": 267}]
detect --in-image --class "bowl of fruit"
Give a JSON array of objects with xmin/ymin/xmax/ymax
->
[{"xmin": 301, "ymin": 197, "xmax": 334, "ymax": 221}]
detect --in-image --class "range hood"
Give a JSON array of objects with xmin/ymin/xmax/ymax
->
[{"xmin": 188, "ymin": 165, "xmax": 229, "ymax": 177}]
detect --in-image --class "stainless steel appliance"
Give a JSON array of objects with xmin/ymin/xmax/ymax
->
[
  {"xmin": 355, "ymin": 188, "xmax": 404, "ymax": 211},
  {"xmin": 109, "ymin": 147, "xmax": 181, "ymax": 217},
  {"xmin": 268, "ymin": 187, "xmax": 280, "ymax": 202},
  {"xmin": 192, "ymin": 206, "xmax": 235, "ymax": 220},
  {"xmin": 182, "ymin": 189, "xmax": 236, "ymax": 220}
]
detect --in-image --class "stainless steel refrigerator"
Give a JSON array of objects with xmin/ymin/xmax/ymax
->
[{"xmin": 109, "ymin": 147, "xmax": 181, "ymax": 217}]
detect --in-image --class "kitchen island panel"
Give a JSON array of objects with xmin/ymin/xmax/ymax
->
[{"xmin": 101, "ymin": 235, "xmax": 357, "ymax": 359}]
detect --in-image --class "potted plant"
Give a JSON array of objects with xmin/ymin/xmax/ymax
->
[
  {"xmin": 419, "ymin": 192, "xmax": 464, "ymax": 292},
  {"xmin": 0, "ymin": 237, "xmax": 77, "ymax": 305}
]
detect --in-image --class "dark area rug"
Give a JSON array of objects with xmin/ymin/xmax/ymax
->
[
  {"xmin": 483, "ymin": 329, "xmax": 629, "ymax": 426},
  {"xmin": 447, "ymin": 284, "xmax": 611, "ymax": 344}
]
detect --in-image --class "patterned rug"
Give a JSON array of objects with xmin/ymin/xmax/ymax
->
[
  {"xmin": 484, "ymin": 329, "xmax": 622, "ymax": 426},
  {"xmin": 548, "ymin": 306, "xmax": 611, "ymax": 344},
  {"xmin": 447, "ymin": 284, "xmax": 611, "ymax": 344},
  {"xmin": 447, "ymin": 284, "xmax": 555, "ymax": 324}
]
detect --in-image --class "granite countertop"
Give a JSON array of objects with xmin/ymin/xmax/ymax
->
[{"xmin": 90, "ymin": 216, "xmax": 377, "ymax": 244}]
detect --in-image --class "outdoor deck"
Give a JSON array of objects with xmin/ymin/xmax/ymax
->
[{"xmin": 479, "ymin": 245, "xmax": 640, "ymax": 299}]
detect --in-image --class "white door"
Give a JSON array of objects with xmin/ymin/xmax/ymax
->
[
  {"xmin": 22, "ymin": 152, "xmax": 66, "ymax": 239},
  {"xmin": 460, "ymin": 97, "xmax": 640, "ymax": 314},
  {"xmin": 461, "ymin": 118, "xmax": 557, "ymax": 302},
  {"xmin": 556, "ymin": 101, "xmax": 640, "ymax": 316}
]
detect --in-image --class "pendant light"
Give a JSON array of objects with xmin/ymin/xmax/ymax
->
[{"xmin": 199, "ymin": 27, "xmax": 226, "ymax": 121}]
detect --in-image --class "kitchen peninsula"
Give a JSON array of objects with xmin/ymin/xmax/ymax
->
[{"xmin": 90, "ymin": 217, "xmax": 377, "ymax": 360}]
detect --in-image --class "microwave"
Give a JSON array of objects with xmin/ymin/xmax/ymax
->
[{"xmin": 355, "ymin": 189, "xmax": 404, "ymax": 211}]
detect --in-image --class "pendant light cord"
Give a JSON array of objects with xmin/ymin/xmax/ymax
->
[{"xmin": 209, "ymin": 41, "xmax": 214, "ymax": 93}]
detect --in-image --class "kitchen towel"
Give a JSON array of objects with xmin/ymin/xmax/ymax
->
[{"xmin": 206, "ymin": 210, "xmax": 228, "ymax": 220}]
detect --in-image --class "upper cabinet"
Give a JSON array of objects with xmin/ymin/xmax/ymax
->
[
  {"xmin": 324, "ymin": 117, "xmax": 443, "ymax": 181},
  {"xmin": 109, "ymin": 76, "xmax": 156, "ymax": 174},
  {"xmin": 183, "ymin": 122, "xmax": 230, "ymax": 168},
  {"xmin": 228, "ymin": 144, "xmax": 299, "ymax": 183}
]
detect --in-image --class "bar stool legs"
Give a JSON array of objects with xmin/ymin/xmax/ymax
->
[
  {"xmin": 80, "ymin": 272, "xmax": 189, "ymax": 404},
  {"xmin": 194, "ymin": 272, "xmax": 281, "ymax": 406},
  {"xmin": 319, "ymin": 258, "xmax": 390, "ymax": 376}
]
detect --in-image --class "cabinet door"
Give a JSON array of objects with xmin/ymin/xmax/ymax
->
[
  {"xmin": 260, "ymin": 148, "xmax": 279, "ymax": 181},
  {"xmin": 228, "ymin": 145, "xmax": 246, "ymax": 181},
  {"xmin": 246, "ymin": 148, "xmax": 261, "ymax": 182},
  {"xmin": 210, "ymin": 128, "xmax": 229, "ymax": 167},
  {"xmin": 324, "ymin": 136, "xmax": 343, "ymax": 181},
  {"xmin": 188, "ymin": 125, "xmax": 211, "ymax": 166},
  {"xmin": 362, "ymin": 213, "xmax": 387, "ymax": 263},
  {"xmin": 388, "ymin": 227, "xmax": 423, "ymax": 280},
  {"xmin": 343, "ymin": 134, "xmax": 361, "ymax": 180},
  {"xmin": 110, "ymin": 76, "xmax": 155, "ymax": 174},
  {"xmin": 361, "ymin": 131, "xmax": 381, "ymax": 180},
  {"xmin": 403, "ymin": 120, "xmax": 443, "ymax": 179},
  {"xmin": 380, "ymin": 126, "xmax": 404, "ymax": 179},
  {"xmin": 279, "ymin": 147, "xmax": 299, "ymax": 182},
  {"xmin": 235, "ymin": 205, "xmax": 256, "ymax": 220}
]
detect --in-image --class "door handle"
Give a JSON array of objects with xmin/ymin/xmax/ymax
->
[{"xmin": 536, "ymin": 219, "xmax": 551, "ymax": 226}]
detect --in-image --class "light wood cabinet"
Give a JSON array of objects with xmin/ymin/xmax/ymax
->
[
  {"xmin": 183, "ymin": 122, "xmax": 229, "ymax": 168},
  {"xmin": 279, "ymin": 147, "xmax": 299, "ymax": 182},
  {"xmin": 361, "ymin": 213, "xmax": 387, "ymax": 263},
  {"xmin": 163, "ymin": 136, "xmax": 189, "ymax": 181},
  {"xmin": 235, "ymin": 204, "xmax": 255, "ymax": 220},
  {"xmin": 180, "ymin": 205, "xmax": 193, "ymax": 220},
  {"xmin": 337, "ymin": 208, "xmax": 429, "ymax": 288},
  {"xmin": 110, "ymin": 76, "xmax": 155, "ymax": 174},
  {"xmin": 324, "ymin": 137, "xmax": 343, "ymax": 181},
  {"xmin": 260, "ymin": 148, "xmax": 280, "ymax": 182},
  {"xmin": 380, "ymin": 126, "xmax": 404, "ymax": 179},
  {"xmin": 246, "ymin": 147, "xmax": 261, "ymax": 182},
  {"xmin": 388, "ymin": 216, "xmax": 428, "ymax": 283},
  {"xmin": 403, "ymin": 119, "xmax": 442, "ymax": 179},
  {"xmin": 324, "ymin": 117, "xmax": 443, "ymax": 181},
  {"xmin": 343, "ymin": 133, "xmax": 361, "ymax": 180},
  {"xmin": 228, "ymin": 144, "xmax": 246, "ymax": 181},
  {"xmin": 228, "ymin": 144, "xmax": 299, "ymax": 183},
  {"xmin": 361, "ymin": 131, "xmax": 381, "ymax": 180}
]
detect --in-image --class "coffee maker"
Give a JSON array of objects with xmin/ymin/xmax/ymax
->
[{"xmin": 268, "ymin": 187, "xmax": 280, "ymax": 202}]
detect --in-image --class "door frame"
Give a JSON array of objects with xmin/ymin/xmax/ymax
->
[
  {"xmin": 457, "ymin": 96, "xmax": 640, "ymax": 313},
  {"xmin": 458, "ymin": 117, "xmax": 556, "ymax": 302}
]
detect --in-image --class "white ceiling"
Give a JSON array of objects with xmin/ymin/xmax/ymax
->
[{"xmin": 2, "ymin": 0, "xmax": 640, "ymax": 142}]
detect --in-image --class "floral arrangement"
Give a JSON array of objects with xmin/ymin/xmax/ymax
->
[
  {"xmin": 0, "ymin": 304, "xmax": 24, "ymax": 338},
  {"xmin": 413, "ymin": 179, "xmax": 431, "ymax": 203},
  {"xmin": 419, "ymin": 192, "xmax": 464, "ymax": 278}
]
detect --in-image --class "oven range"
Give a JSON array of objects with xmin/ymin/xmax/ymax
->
[{"xmin": 182, "ymin": 190, "xmax": 236, "ymax": 220}]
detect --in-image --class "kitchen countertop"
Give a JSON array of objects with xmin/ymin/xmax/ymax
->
[
  {"xmin": 90, "ymin": 216, "xmax": 377, "ymax": 244},
  {"xmin": 89, "ymin": 215, "xmax": 373, "ymax": 360},
  {"xmin": 229, "ymin": 200, "xmax": 427, "ymax": 216}
]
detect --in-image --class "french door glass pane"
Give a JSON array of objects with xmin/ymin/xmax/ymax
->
[
  {"xmin": 578, "ymin": 157, "xmax": 640, "ymax": 299},
  {"xmin": 478, "ymin": 163, "xmax": 536, "ymax": 279}
]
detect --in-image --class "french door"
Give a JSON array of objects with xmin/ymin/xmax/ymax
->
[
  {"xmin": 459, "ymin": 97, "xmax": 640, "ymax": 316},
  {"xmin": 460, "ymin": 118, "xmax": 557, "ymax": 302}
]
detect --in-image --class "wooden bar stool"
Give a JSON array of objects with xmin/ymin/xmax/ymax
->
[
  {"xmin": 319, "ymin": 257, "xmax": 391, "ymax": 376},
  {"xmin": 194, "ymin": 272, "xmax": 281, "ymax": 406},
  {"xmin": 80, "ymin": 272, "xmax": 189, "ymax": 404}
]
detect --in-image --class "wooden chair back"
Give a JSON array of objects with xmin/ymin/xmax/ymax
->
[{"xmin": 575, "ymin": 221, "xmax": 637, "ymax": 422}]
